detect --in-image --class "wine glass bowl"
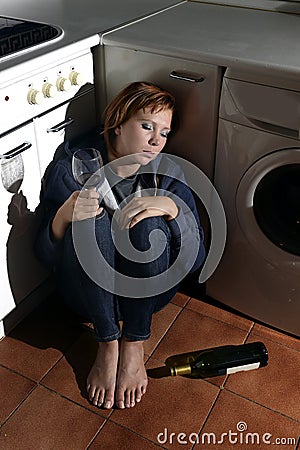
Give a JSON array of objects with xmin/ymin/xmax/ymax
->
[{"xmin": 72, "ymin": 148, "xmax": 103, "ymax": 190}]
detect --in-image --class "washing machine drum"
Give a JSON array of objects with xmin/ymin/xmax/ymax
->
[{"xmin": 236, "ymin": 148, "xmax": 300, "ymax": 264}]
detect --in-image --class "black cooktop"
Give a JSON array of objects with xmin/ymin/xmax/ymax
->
[{"xmin": 0, "ymin": 16, "xmax": 62, "ymax": 59}]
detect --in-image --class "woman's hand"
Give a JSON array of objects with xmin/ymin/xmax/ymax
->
[
  {"xmin": 118, "ymin": 196, "xmax": 178, "ymax": 229},
  {"xmin": 52, "ymin": 189, "xmax": 102, "ymax": 240}
]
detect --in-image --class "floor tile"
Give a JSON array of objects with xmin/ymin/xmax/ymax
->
[
  {"xmin": 187, "ymin": 297, "xmax": 254, "ymax": 332},
  {"xmin": 0, "ymin": 299, "xmax": 82, "ymax": 381},
  {"xmin": 89, "ymin": 421, "xmax": 164, "ymax": 449},
  {"xmin": 251, "ymin": 323, "xmax": 300, "ymax": 352},
  {"xmin": 170, "ymin": 292, "xmax": 190, "ymax": 308},
  {"xmin": 225, "ymin": 334, "xmax": 300, "ymax": 421},
  {"xmin": 0, "ymin": 366, "xmax": 35, "ymax": 425},
  {"xmin": 151, "ymin": 307, "xmax": 249, "ymax": 387},
  {"xmin": 41, "ymin": 331, "xmax": 111, "ymax": 417},
  {"xmin": 198, "ymin": 390, "xmax": 300, "ymax": 450},
  {"xmin": 144, "ymin": 302, "xmax": 182, "ymax": 358},
  {"xmin": 109, "ymin": 357, "xmax": 219, "ymax": 450},
  {"xmin": 0, "ymin": 386, "xmax": 104, "ymax": 450}
]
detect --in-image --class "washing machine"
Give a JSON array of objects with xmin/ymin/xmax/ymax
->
[{"xmin": 206, "ymin": 71, "xmax": 300, "ymax": 337}]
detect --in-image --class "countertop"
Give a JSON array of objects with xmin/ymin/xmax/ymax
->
[
  {"xmin": 102, "ymin": 1, "xmax": 300, "ymax": 88},
  {"xmin": 0, "ymin": 0, "xmax": 184, "ymax": 71},
  {"xmin": 1, "ymin": 0, "xmax": 300, "ymax": 87}
]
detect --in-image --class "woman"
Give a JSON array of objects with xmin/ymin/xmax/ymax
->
[{"xmin": 35, "ymin": 81, "xmax": 205, "ymax": 410}]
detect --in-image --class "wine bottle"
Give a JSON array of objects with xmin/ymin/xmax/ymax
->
[{"xmin": 167, "ymin": 341, "xmax": 268, "ymax": 378}]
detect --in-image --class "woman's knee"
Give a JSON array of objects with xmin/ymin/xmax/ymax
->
[{"xmin": 128, "ymin": 216, "xmax": 171, "ymax": 251}]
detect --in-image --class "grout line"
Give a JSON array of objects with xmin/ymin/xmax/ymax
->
[
  {"xmin": 145, "ymin": 303, "xmax": 187, "ymax": 363},
  {"xmin": 186, "ymin": 301, "xmax": 255, "ymax": 333},
  {"xmin": 85, "ymin": 417, "xmax": 110, "ymax": 449},
  {"xmin": 247, "ymin": 328, "xmax": 300, "ymax": 354},
  {"xmin": 0, "ymin": 383, "xmax": 38, "ymax": 429},
  {"xmin": 243, "ymin": 321, "xmax": 255, "ymax": 343},
  {"xmin": 191, "ymin": 387, "xmax": 223, "ymax": 450},
  {"xmin": 38, "ymin": 383, "xmax": 113, "ymax": 420},
  {"xmin": 102, "ymin": 418, "xmax": 168, "ymax": 450},
  {"xmin": 0, "ymin": 362, "xmax": 37, "ymax": 384},
  {"xmin": 222, "ymin": 387, "xmax": 300, "ymax": 424}
]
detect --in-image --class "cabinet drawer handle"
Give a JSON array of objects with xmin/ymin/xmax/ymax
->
[
  {"xmin": 47, "ymin": 117, "xmax": 74, "ymax": 133},
  {"xmin": 169, "ymin": 71, "xmax": 205, "ymax": 83},
  {"xmin": 0, "ymin": 141, "xmax": 32, "ymax": 160}
]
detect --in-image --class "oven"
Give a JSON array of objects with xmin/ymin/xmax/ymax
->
[{"xmin": 0, "ymin": 26, "xmax": 99, "ymax": 336}]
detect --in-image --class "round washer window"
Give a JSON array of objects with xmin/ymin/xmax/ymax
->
[{"xmin": 253, "ymin": 163, "xmax": 300, "ymax": 256}]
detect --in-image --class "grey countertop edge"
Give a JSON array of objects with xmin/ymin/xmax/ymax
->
[{"xmin": 101, "ymin": 37, "xmax": 300, "ymax": 80}]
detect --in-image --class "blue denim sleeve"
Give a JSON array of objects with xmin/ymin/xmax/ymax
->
[{"xmin": 34, "ymin": 159, "xmax": 77, "ymax": 269}]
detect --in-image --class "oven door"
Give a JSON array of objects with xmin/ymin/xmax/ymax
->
[
  {"xmin": 34, "ymin": 89, "xmax": 97, "ymax": 177},
  {"xmin": 0, "ymin": 122, "xmax": 49, "ymax": 323}
]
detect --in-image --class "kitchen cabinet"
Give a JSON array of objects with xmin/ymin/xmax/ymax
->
[
  {"xmin": 99, "ymin": 47, "xmax": 222, "ymax": 180},
  {"xmin": 0, "ymin": 88, "xmax": 97, "ymax": 337},
  {"xmin": 0, "ymin": 121, "xmax": 49, "ymax": 334}
]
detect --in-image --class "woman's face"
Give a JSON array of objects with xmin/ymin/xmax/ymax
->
[{"xmin": 112, "ymin": 107, "xmax": 172, "ymax": 165}]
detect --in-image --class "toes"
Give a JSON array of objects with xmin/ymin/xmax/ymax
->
[
  {"xmin": 103, "ymin": 400, "xmax": 112, "ymax": 409},
  {"xmin": 135, "ymin": 386, "xmax": 143, "ymax": 403},
  {"xmin": 87, "ymin": 384, "xmax": 105, "ymax": 407},
  {"xmin": 103, "ymin": 388, "xmax": 114, "ymax": 409},
  {"xmin": 124, "ymin": 389, "xmax": 132, "ymax": 408},
  {"xmin": 93, "ymin": 388, "xmax": 105, "ymax": 407},
  {"xmin": 116, "ymin": 385, "xmax": 126, "ymax": 409},
  {"xmin": 116, "ymin": 399, "xmax": 125, "ymax": 409}
]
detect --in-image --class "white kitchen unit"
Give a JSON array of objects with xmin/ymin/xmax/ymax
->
[
  {"xmin": 0, "ymin": 34, "xmax": 99, "ymax": 337},
  {"xmin": 0, "ymin": 123, "xmax": 47, "ymax": 322}
]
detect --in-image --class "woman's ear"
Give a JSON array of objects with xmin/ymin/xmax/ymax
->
[{"xmin": 114, "ymin": 126, "xmax": 121, "ymax": 135}]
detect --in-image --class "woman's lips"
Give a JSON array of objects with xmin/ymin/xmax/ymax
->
[{"xmin": 143, "ymin": 150, "xmax": 156, "ymax": 157}]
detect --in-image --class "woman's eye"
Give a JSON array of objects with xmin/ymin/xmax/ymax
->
[
  {"xmin": 160, "ymin": 131, "xmax": 169, "ymax": 138},
  {"xmin": 141, "ymin": 123, "xmax": 153, "ymax": 131}
]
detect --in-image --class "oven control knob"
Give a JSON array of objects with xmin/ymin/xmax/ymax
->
[
  {"xmin": 27, "ymin": 89, "xmax": 44, "ymax": 105},
  {"xmin": 56, "ymin": 77, "xmax": 72, "ymax": 92},
  {"xmin": 69, "ymin": 71, "xmax": 84, "ymax": 86},
  {"xmin": 42, "ymin": 82, "xmax": 57, "ymax": 98}
]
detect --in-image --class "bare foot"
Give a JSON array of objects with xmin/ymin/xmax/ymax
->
[
  {"xmin": 87, "ymin": 340, "xmax": 118, "ymax": 408},
  {"xmin": 116, "ymin": 338, "xmax": 148, "ymax": 409}
]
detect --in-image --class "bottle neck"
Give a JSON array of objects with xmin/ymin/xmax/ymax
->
[{"xmin": 170, "ymin": 364, "xmax": 192, "ymax": 376}]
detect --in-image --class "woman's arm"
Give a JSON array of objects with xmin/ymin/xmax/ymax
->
[
  {"xmin": 52, "ymin": 189, "xmax": 102, "ymax": 240},
  {"xmin": 118, "ymin": 196, "xmax": 178, "ymax": 229}
]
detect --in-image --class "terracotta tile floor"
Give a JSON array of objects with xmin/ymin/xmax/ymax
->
[{"xmin": 0, "ymin": 291, "xmax": 299, "ymax": 450}]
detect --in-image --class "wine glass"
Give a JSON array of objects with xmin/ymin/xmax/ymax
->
[{"xmin": 72, "ymin": 148, "xmax": 103, "ymax": 190}]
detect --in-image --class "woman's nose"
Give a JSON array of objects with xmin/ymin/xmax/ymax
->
[{"xmin": 149, "ymin": 134, "xmax": 160, "ymax": 146}]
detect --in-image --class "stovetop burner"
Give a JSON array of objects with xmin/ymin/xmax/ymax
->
[{"xmin": 0, "ymin": 16, "xmax": 63, "ymax": 59}]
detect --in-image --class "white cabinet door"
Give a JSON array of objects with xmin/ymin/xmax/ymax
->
[
  {"xmin": 34, "ymin": 89, "xmax": 97, "ymax": 177},
  {"xmin": 0, "ymin": 122, "xmax": 48, "ymax": 321}
]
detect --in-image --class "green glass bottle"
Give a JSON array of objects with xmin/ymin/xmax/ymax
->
[{"xmin": 167, "ymin": 341, "xmax": 268, "ymax": 378}]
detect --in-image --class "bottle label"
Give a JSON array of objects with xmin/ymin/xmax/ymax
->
[{"xmin": 227, "ymin": 362, "xmax": 260, "ymax": 374}]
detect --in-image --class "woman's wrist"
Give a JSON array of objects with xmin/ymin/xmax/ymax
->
[
  {"xmin": 165, "ymin": 198, "xmax": 178, "ymax": 221},
  {"xmin": 51, "ymin": 206, "xmax": 70, "ymax": 240}
]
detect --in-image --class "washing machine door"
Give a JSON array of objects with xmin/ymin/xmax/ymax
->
[{"xmin": 236, "ymin": 148, "xmax": 300, "ymax": 268}]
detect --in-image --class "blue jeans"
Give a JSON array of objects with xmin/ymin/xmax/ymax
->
[{"xmin": 58, "ymin": 210, "xmax": 179, "ymax": 342}]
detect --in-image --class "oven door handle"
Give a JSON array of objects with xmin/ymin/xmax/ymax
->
[
  {"xmin": 169, "ymin": 70, "xmax": 205, "ymax": 83},
  {"xmin": 0, "ymin": 141, "xmax": 32, "ymax": 160},
  {"xmin": 47, "ymin": 117, "xmax": 74, "ymax": 133}
]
